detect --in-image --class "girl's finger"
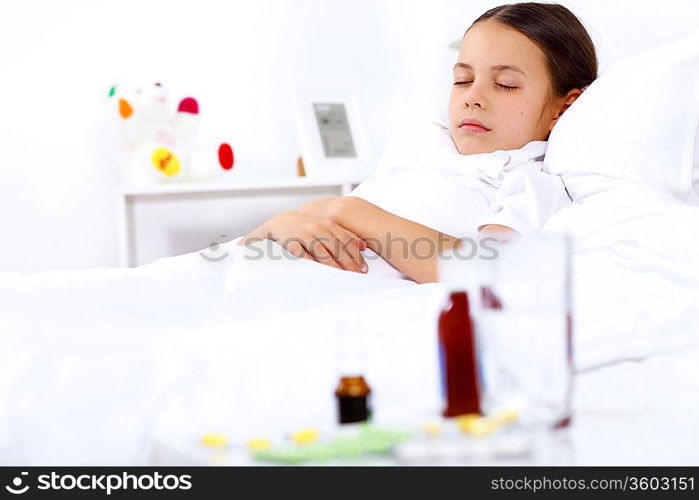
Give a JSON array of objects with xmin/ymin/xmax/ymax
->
[
  {"xmin": 330, "ymin": 226, "xmax": 367, "ymax": 273},
  {"xmin": 304, "ymin": 233, "xmax": 343, "ymax": 270},
  {"xmin": 284, "ymin": 240, "xmax": 313, "ymax": 261},
  {"xmin": 318, "ymin": 230, "xmax": 357, "ymax": 272}
]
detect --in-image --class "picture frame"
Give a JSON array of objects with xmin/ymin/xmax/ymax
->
[{"xmin": 293, "ymin": 80, "xmax": 372, "ymax": 180}]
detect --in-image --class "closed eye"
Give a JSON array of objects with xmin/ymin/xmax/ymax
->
[{"xmin": 453, "ymin": 81, "xmax": 518, "ymax": 91}]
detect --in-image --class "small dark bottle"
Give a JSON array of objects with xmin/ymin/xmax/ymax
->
[
  {"xmin": 438, "ymin": 291, "xmax": 481, "ymax": 417},
  {"xmin": 335, "ymin": 375, "xmax": 372, "ymax": 424},
  {"xmin": 334, "ymin": 322, "xmax": 372, "ymax": 425}
]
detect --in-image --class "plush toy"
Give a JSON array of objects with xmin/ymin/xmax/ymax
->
[{"xmin": 107, "ymin": 82, "xmax": 234, "ymax": 184}]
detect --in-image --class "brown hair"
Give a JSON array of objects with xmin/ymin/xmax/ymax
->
[{"xmin": 467, "ymin": 2, "xmax": 598, "ymax": 97}]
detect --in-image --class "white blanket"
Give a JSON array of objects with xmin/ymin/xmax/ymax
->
[{"xmin": 542, "ymin": 186, "xmax": 699, "ymax": 370}]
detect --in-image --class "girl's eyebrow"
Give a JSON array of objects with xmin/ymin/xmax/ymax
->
[{"xmin": 453, "ymin": 62, "xmax": 527, "ymax": 76}]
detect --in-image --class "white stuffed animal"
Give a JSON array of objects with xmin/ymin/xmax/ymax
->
[{"xmin": 108, "ymin": 82, "xmax": 234, "ymax": 184}]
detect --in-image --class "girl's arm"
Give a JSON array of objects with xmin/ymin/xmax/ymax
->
[
  {"xmin": 300, "ymin": 196, "xmax": 515, "ymax": 284},
  {"xmin": 240, "ymin": 209, "xmax": 368, "ymax": 273}
]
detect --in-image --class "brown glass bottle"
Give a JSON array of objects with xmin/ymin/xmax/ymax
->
[
  {"xmin": 335, "ymin": 375, "xmax": 372, "ymax": 424},
  {"xmin": 438, "ymin": 291, "xmax": 481, "ymax": 417}
]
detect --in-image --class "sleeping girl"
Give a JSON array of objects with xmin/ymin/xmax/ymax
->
[{"xmin": 239, "ymin": 2, "xmax": 598, "ymax": 284}]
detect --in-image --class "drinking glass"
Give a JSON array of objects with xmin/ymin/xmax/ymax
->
[{"xmin": 439, "ymin": 232, "xmax": 573, "ymax": 428}]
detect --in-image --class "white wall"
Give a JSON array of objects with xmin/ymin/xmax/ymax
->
[{"xmin": 1, "ymin": 0, "xmax": 698, "ymax": 272}]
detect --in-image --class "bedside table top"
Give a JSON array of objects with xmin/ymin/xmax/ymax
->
[{"xmin": 117, "ymin": 176, "xmax": 365, "ymax": 197}]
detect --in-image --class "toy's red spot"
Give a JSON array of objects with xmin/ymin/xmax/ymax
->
[
  {"xmin": 218, "ymin": 143, "xmax": 234, "ymax": 170},
  {"xmin": 177, "ymin": 97, "xmax": 199, "ymax": 114}
]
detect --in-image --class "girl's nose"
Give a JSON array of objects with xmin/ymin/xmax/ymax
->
[
  {"xmin": 464, "ymin": 92, "xmax": 484, "ymax": 108},
  {"xmin": 464, "ymin": 83, "xmax": 486, "ymax": 109}
]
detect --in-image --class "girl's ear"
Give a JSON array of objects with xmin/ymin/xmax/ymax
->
[{"xmin": 548, "ymin": 88, "xmax": 583, "ymax": 132}]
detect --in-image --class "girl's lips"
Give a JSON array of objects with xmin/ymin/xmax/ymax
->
[{"xmin": 459, "ymin": 124, "xmax": 490, "ymax": 133}]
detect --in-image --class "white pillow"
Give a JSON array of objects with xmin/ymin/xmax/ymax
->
[{"xmin": 544, "ymin": 30, "xmax": 699, "ymax": 205}]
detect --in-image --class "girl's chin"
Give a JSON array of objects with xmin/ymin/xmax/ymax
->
[{"xmin": 453, "ymin": 138, "xmax": 496, "ymax": 156}]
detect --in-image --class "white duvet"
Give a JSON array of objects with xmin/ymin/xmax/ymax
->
[{"xmin": 1, "ymin": 141, "xmax": 699, "ymax": 464}]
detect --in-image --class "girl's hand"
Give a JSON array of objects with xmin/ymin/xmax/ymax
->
[
  {"xmin": 298, "ymin": 196, "xmax": 349, "ymax": 221},
  {"xmin": 240, "ymin": 210, "xmax": 368, "ymax": 273}
]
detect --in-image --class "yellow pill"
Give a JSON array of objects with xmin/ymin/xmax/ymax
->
[
  {"xmin": 491, "ymin": 409, "xmax": 519, "ymax": 425},
  {"xmin": 456, "ymin": 414, "xmax": 499, "ymax": 437},
  {"xmin": 422, "ymin": 421, "xmax": 442, "ymax": 437},
  {"xmin": 290, "ymin": 428, "xmax": 319, "ymax": 445},
  {"xmin": 151, "ymin": 147, "xmax": 181, "ymax": 177},
  {"xmin": 247, "ymin": 438, "xmax": 272, "ymax": 451},
  {"xmin": 454, "ymin": 413, "xmax": 481, "ymax": 428},
  {"xmin": 201, "ymin": 433, "xmax": 228, "ymax": 448}
]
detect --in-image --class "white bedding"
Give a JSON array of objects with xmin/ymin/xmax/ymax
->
[
  {"xmin": 1, "ymin": 185, "xmax": 698, "ymax": 464},
  {"xmin": 542, "ymin": 187, "xmax": 699, "ymax": 371}
]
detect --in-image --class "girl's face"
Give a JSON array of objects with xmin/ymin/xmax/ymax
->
[{"xmin": 449, "ymin": 19, "xmax": 577, "ymax": 155}]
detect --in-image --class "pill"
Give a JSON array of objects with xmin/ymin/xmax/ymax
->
[
  {"xmin": 422, "ymin": 421, "xmax": 442, "ymax": 437},
  {"xmin": 247, "ymin": 438, "xmax": 272, "ymax": 451},
  {"xmin": 290, "ymin": 428, "xmax": 319, "ymax": 445},
  {"xmin": 456, "ymin": 415, "xmax": 499, "ymax": 437},
  {"xmin": 491, "ymin": 409, "xmax": 519, "ymax": 425},
  {"xmin": 201, "ymin": 433, "xmax": 228, "ymax": 448}
]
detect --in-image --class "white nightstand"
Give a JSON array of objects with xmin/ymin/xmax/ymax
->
[{"xmin": 115, "ymin": 176, "xmax": 363, "ymax": 267}]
